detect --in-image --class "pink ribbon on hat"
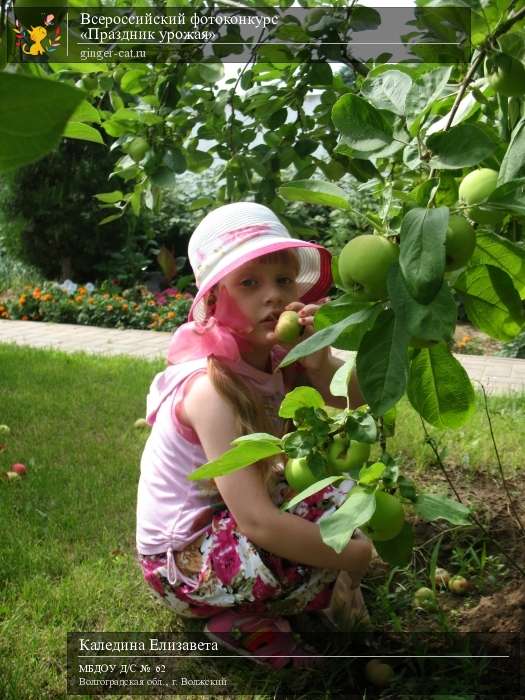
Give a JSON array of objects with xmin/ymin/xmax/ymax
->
[
  {"xmin": 167, "ymin": 317, "xmax": 241, "ymax": 364},
  {"xmin": 167, "ymin": 287, "xmax": 255, "ymax": 364}
]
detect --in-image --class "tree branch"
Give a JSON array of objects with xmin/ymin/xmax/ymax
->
[{"xmin": 419, "ymin": 416, "xmax": 525, "ymax": 578}]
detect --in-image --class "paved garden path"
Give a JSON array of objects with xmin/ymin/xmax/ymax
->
[{"xmin": 1, "ymin": 319, "xmax": 524, "ymax": 395}]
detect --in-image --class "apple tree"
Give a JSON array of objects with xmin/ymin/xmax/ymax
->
[{"xmin": 1, "ymin": 0, "xmax": 525, "ymax": 568}]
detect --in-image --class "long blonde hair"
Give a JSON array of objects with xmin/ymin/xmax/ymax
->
[{"xmin": 205, "ymin": 249, "xmax": 299, "ymax": 489}]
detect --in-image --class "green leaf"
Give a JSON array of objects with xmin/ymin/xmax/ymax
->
[
  {"xmin": 407, "ymin": 344, "xmax": 476, "ymax": 429},
  {"xmin": 414, "ymin": 493, "xmax": 471, "ymax": 525},
  {"xmin": 0, "ymin": 73, "xmax": 85, "ymax": 173},
  {"xmin": 471, "ymin": 230, "xmax": 525, "ymax": 299},
  {"xmin": 94, "ymin": 191, "xmax": 124, "ymax": 204},
  {"xmin": 427, "ymin": 123, "xmax": 498, "ymax": 169},
  {"xmin": 188, "ymin": 439, "xmax": 283, "ymax": 481},
  {"xmin": 120, "ymin": 70, "xmax": 149, "ymax": 95},
  {"xmin": 278, "ymin": 179, "xmax": 349, "ymax": 209},
  {"xmin": 499, "ymin": 117, "xmax": 525, "ymax": 185},
  {"xmin": 314, "ymin": 298, "xmax": 383, "ymax": 351},
  {"xmin": 455, "ymin": 265, "xmax": 523, "ymax": 340},
  {"xmin": 358, "ymin": 461, "xmax": 385, "ymax": 485},
  {"xmin": 63, "ymin": 122, "xmax": 104, "ymax": 145},
  {"xmin": 281, "ymin": 475, "xmax": 346, "ymax": 512},
  {"xmin": 70, "ymin": 100, "xmax": 100, "ymax": 124},
  {"xmin": 345, "ymin": 412, "xmax": 378, "ymax": 443},
  {"xmin": 399, "ymin": 207, "xmax": 448, "ymax": 304},
  {"xmin": 319, "ymin": 487, "xmax": 377, "ymax": 553},
  {"xmin": 331, "ymin": 94, "xmax": 393, "ymax": 152},
  {"xmin": 231, "ymin": 433, "xmax": 282, "ymax": 447},
  {"xmin": 388, "ymin": 266, "xmax": 457, "ymax": 343},
  {"xmin": 277, "ymin": 307, "xmax": 381, "ymax": 369},
  {"xmin": 278, "ymin": 387, "xmax": 325, "ymax": 419},
  {"xmin": 330, "ymin": 354, "xmax": 356, "ymax": 398},
  {"xmin": 405, "ymin": 66, "xmax": 453, "ymax": 135},
  {"xmin": 373, "ymin": 521, "xmax": 414, "ymax": 567},
  {"xmin": 361, "ymin": 70, "xmax": 413, "ymax": 117},
  {"xmin": 356, "ymin": 309, "xmax": 410, "ymax": 416}
]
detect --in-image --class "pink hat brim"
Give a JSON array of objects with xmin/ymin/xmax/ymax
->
[{"xmin": 188, "ymin": 240, "xmax": 332, "ymax": 322}]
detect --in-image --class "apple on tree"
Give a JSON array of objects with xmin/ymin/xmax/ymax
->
[
  {"xmin": 362, "ymin": 490, "xmax": 404, "ymax": 542},
  {"xmin": 326, "ymin": 435, "xmax": 371, "ymax": 475},
  {"xmin": 284, "ymin": 457, "xmax": 321, "ymax": 493},
  {"xmin": 458, "ymin": 169, "xmax": 503, "ymax": 226},
  {"xmin": 486, "ymin": 52, "xmax": 525, "ymax": 97},
  {"xmin": 445, "ymin": 215, "xmax": 476, "ymax": 271},
  {"xmin": 127, "ymin": 137, "xmax": 149, "ymax": 163},
  {"xmin": 338, "ymin": 234, "xmax": 399, "ymax": 301}
]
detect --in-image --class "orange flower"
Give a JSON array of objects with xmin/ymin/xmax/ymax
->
[
  {"xmin": 18, "ymin": 294, "xmax": 27, "ymax": 305},
  {"xmin": 41, "ymin": 293, "xmax": 53, "ymax": 302},
  {"xmin": 78, "ymin": 287, "xmax": 87, "ymax": 295},
  {"xmin": 74, "ymin": 295, "xmax": 84, "ymax": 303},
  {"xmin": 122, "ymin": 304, "xmax": 129, "ymax": 312},
  {"xmin": 148, "ymin": 300, "xmax": 156, "ymax": 307},
  {"xmin": 167, "ymin": 311, "xmax": 176, "ymax": 319},
  {"xmin": 32, "ymin": 288, "xmax": 41, "ymax": 300},
  {"xmin": 88, "ymin": 298, "xmax": 95, "ymax": 305},
  {"xmin": 106, "ymin": 305, "xmax": 113, "ymax": 312}
]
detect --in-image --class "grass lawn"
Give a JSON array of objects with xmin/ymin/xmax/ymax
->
[{"xmin": 0, "ymin": 343, "xmax": 523, "ymax": 699}]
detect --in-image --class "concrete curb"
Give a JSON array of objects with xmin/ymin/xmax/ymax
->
[{"xmin": 1, "ymin": 319, "xmax": 524, "ymax": 394}]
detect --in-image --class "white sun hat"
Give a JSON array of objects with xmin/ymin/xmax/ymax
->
[{"xmin": 187, "ymin": 201, "xmax": 332, "ymax": 323}]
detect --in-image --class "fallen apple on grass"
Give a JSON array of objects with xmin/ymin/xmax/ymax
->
[
  {"xmin": 134, "ymin": 418, "xmax": 150, "ymax": 429},
  {"xmin": 0, "ymin": 424, "xmax": 11, "ymax": 436},
  {"xmin": 434, "ymin": 567, "xmax": 450, "ymax": 588},
  {"xmin": 365, "ymin": 659, "xmax": 394, "ymax": 687},
  {"xmin": 11, "ymin": 463, "xmax": 27, "ymax": 476},
  {"xmin": 448, "ymin": 575, "xmax": 471, "ymax": 595},
  {"xmin": 413, "ymin": 586, "xmax": 436, "ymax": 609}
]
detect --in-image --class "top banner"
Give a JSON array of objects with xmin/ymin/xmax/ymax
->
[{"xmin": 9, "ymin": 5, "xmax": 471, "ymax": 64}]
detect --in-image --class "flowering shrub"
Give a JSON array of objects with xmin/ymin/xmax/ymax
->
[{"xmin": 0, "ymin": 282, "xmax": 193, "ymax": 332}]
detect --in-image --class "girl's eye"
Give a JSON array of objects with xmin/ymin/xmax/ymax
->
[
  {"xmin": 240, "ymin": 279, "xmax": 256, "ymax": 287},
  {"xmin": 278, "ymin": 277, "xmax": 294, "ymax": 285}
]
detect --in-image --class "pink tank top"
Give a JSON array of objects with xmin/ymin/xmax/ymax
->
[{"xmin": 135, "ymin": 348, "xmax": 304, "ymax": 587}]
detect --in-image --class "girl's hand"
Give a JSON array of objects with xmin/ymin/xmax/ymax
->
[{"xmin": 265, "ymin": 297, "xmax": 331, "ymax": 373}]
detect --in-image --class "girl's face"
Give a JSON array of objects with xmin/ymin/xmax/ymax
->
[{"xmin": 213, "ymin": 252, "xmax": 299, "ymax": 346}]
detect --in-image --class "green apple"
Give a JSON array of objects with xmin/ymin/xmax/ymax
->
[
  {"xmin": 284, "ymin": 457, "xmax": 319, "ymax": 493},
  {"xmin": 458, "ymin": 169, "xmax": 503, "ymax": 226},
  {"xmin": 448, "ymin": 575, "xmax": 470, "ymax": 595},
  {"xmin": 413, "ymin": 586, "xmax": 436, "ymax": 609},
  {"xmin": 0, "ymin": 425, "xmax": 10, "ymax": 436},
  {"xmin": 365, "ymin": 659, "xmax": 394, "ymax": 687},
  {"xmin": 327, "ymin": 436, "xmax": 370, "ymax": 475},
  {"xmin": 274, "ymin": 310, "xmax": 302, "ymax": 345},
  {"xmin": 459, "ymin": 169, "xmax": 498, "ymax": 206},
  {"xmin": 486, "ymin": 52, "xmax": 525, "ymax": 97},
  {"xmin": 134, "ymin": 418, "xmax": 149, "ymax": 429},
  {"xmin": 338, "ymin": 234, "xmax": 399, "ymax": 301},
  {"xmin": 362, "ymin": 491, "xmax": 404, "ymax": 542},
  {"xmin": 127, "ymin": 137, "xmax": 149, "ymax": 163},
  {"xmin": 445, "ymin": 215, "xmax": 476, "ymax": 271}
]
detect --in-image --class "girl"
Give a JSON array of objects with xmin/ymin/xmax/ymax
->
[{"xmin": 136, "ymin": 202, "xmax": 372, "ymax": 669}]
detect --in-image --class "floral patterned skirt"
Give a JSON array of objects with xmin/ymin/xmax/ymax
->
[{"xmin": 137, "ymin": 479, "xmax": 355, "ymax": 619}]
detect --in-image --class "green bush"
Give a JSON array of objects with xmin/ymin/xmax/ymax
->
[{"xmin": 0, "ymin": 140, "xmax": 150, "ymax": 283}]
